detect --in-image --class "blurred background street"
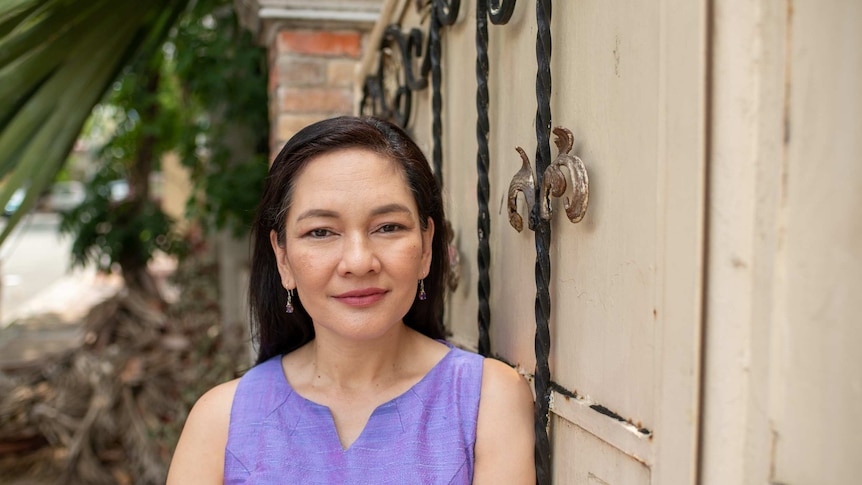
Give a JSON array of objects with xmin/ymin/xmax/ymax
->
[
  {"xmin": 0, "ymin": 212, "xmax": 123, "ymax": 368},
  {"xmin": 1, "ymin": 212, "xmax": 76, "ymax": 326}
]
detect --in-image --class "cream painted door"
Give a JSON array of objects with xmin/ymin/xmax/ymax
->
[
  {"xmin": 438, "ymin": 1, "xmax": 707, "ymax": 483},
  {"xmin": 544, "ymin": 1, "xmax": 706, "ymax": 482}
]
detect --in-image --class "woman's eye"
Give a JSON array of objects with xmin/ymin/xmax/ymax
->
[
  {"xmin": 308, "ymin": 228, "xmax": 332, "ymax": 238},
  {"xmin": 378, "ymin": 224, "xmax": 402, "ymax": 233}
]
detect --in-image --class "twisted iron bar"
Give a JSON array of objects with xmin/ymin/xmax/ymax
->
[
  {"xmin": 474, "ymin": 0, "xmax": 516, "ymax": 358},
  {"xmin": 429, "ymin": 5, "xmax": 444, "ymax": 185},
  {"xmin": 531, "ymin": 0, "xmax": 553, "ymax": 483},
  {"xmin": 429, "ymin": 0, "xmax": 460, "ymax": 186},
  {"xmin": 475, "ymin": 1, "xmax": 492, "ymax": 357}
]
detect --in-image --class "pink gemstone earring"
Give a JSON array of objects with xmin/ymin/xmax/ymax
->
[{"xmin": 285, "ymin": 289, "xmax": 294, "ymax": 313}]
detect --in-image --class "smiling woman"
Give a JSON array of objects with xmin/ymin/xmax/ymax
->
[
  {"xmin": 166, "ymin": 116, "xmax": 535, "ymax": 484},
  {"xmin": 271, "ymin": 148, "xmax": 434, "ymax": 345}
]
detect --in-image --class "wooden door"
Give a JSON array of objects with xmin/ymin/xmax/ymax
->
[{"xmin": 540, "ymin": 2, "xmax": 706, "ymax": 483}]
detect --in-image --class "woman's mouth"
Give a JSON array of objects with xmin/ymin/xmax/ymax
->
[{"xmin": 333, "ymin": 288, "xmax": 388, "ymax": 307}]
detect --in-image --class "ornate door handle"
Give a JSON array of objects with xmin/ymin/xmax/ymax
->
[
  {"xmin": 541, "ymin": 126, "xmax": 589, "ymax": 223},
  {"xmin": 507, "ymin": 146, "xmax": 537, "ymax": 233},
  {"xmin": 507, "ymin": 126, "xmax": 590, "ymax": 232}
]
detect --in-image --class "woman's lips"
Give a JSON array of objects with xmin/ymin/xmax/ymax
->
[{"xmin": 333, "ymin": 288, "xmax": 387, "ymax": 307}]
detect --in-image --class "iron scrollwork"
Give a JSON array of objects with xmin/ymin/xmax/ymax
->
[
  {"xmin": 434, "ymin": 0, "xmax": 461, "ymax": 25},
  {"xmin": 362, "ymin": 1, "xmax": 463, "ymax": 126},
  {"xmin": 361, "ymin": 0, "xmax": 461, "ymax": 186},
  {"xmin": 360, "ymin": 25, "xmax": 426, "ymax": 127},
  {"xmin": 488, "ymin": 0, "xmax": 517, "ymax": 24}
]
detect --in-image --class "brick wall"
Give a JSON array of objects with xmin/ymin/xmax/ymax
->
[{"xmin": 269, "ymin": 29, "xmax": 364, "ymax": 155}]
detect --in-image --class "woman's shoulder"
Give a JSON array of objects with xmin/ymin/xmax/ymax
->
[
  {"xmin": 480, "ymin": 358, "xmax": 529, "ymax": 396},
  {"xmin": 194, "ymin": 378, "xmax": 242, "ymax": 418},
  {"xmin": 474, "ymin": 359, "xmax": 535, "ymax": 484},
  {"xmin": 179, "ymin": 378, "xmax": 241, "ymax": 446},
  {"xmin": 166, "ymin": 378, "xmax": 241, "ymax": 484}
]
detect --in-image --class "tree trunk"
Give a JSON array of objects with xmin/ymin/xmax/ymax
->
[{"xmin": 121, "ymin": 67, "xmax": 162, "ymax": 303}]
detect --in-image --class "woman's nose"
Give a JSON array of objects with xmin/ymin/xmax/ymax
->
[{"xmin": 337, "ymin": 234, "xmax": 381, "ymax": 275}]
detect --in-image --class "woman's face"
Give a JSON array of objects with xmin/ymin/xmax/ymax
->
[{"xmin": 270, "ymin": 148, "xmax": 434, "ymax": 342}]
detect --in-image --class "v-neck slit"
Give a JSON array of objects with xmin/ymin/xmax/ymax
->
[{"xmin": 279, "ymin": 343, "xmax": 455, "ymax": 453}]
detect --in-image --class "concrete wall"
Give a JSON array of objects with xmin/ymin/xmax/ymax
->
[{"xmin": 702, "ymin": 1, "xmax": 862, "ymax": 483}]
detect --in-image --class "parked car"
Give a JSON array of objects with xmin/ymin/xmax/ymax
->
[
  {"xmin": 48, "ymin": 181, "xmax": 85, "ymax": 212},
  {"xmin": 3, "ymin": 188, "xmax": 26, "ymax": 216}
]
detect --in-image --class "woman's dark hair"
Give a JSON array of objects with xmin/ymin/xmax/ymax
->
[{"xmin": 249, "ymin": 116, "xmax": 449, "ymax": 364}]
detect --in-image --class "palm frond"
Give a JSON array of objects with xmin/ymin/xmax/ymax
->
[{"xmin": 0, "ymin": 0, "xmax": 190, "ymax": 244}]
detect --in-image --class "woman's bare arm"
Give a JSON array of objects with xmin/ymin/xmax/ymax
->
[
  {"xmin": 166, "ymin": 378, "xmax": 239, "ymax": 485},
  {"xmin": 473, "ymin": 358, "xmax": 536, "ymax": 484}
]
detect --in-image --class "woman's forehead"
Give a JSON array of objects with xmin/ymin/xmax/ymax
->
[
  {"xmin": 289, "ymin": 148, "xmax": 415, "ymax": 212},
  {"xmin": 300, "ymin": 147, "xmax": 403, "ymax": 178}
]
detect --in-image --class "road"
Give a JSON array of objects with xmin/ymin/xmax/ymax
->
[{"xmin": 0, "ymin": 212, "xmax": 82, "ymax": 326}]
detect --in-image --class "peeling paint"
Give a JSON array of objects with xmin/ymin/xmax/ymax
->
[{"xmin": 550, "ymin": 382, "xmax": 652, "ymax": 436}]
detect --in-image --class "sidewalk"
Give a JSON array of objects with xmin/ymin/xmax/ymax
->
[
  {"xmin": 0, "ymin": 269, "xmax": 123, "ymax": 369},
  {"xmin": 0, "ymin": 254, "xmax": 177, "ymax": 370}
]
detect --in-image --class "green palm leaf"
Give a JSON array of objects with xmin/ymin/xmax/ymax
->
[{"xmin": 0, "ymin": 0, "xmax": 189, "ymax": 244}]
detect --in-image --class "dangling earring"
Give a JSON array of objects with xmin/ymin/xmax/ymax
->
[
  {"xmin": 285, "ymin": 289, "xmax": 294, "ymax": 313},
  {"xmin": 418, "ymin": 279, "xmax": 427, "ymax": 301}
]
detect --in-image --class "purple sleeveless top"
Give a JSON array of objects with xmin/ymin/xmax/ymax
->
[{"xmin": 224, "ymin": 343, "xmax": 485, "ymax": 484}]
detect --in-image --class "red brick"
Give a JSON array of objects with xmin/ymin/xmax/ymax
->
[
  {"xmin": 278, "ymin": 87, "xmax": 354, "ymax": 114},
  {"xmin": 277, "ymin": 30, "xmax": 362, "ymax": 58}
]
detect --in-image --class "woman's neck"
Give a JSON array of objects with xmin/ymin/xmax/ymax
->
[{"xmin": 303, "ymin": 324, "xmax": 419, "ymax": 393}]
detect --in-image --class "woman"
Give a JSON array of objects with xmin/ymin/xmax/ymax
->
[{"xmin": 167, "ymin": 117, "xmax": 535, "ymax": 484}]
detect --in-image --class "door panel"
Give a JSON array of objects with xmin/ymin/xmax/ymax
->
[
  {"xmin": 548, "ymin": 0, "xmax": 660, "ymax": 425},
  {"xmin": 552, "ymin": 417, "xmax": 650, "ymax": 485}
]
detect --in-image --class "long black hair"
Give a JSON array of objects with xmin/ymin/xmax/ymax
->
[{"xmin": 249, "ymin": 116, "xmax": 449, "ymax": 364}]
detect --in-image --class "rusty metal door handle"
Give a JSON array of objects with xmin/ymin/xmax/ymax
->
[
  {"xmin": 507, "ymin": 126, "xmax": 589, "ymax": 232},
  {"xmin": 507, "ymin": 146, "xmax": 537, "ymax": 232},
  {"xmin": 540, "ymin": 126, "xmax": 589, "ymax": 223}
]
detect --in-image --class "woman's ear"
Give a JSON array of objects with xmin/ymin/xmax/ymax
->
[
  {"xmin": 270, "ymin": 229, "xmax": 294, "ymax": 289},
  {"xmin": 420, "ymin": 217, "xmax": 435, "ymax": 278}
]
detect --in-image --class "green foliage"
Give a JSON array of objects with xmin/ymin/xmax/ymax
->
[
  {"xmin": 59, "ymin": 166, "xmax": 185, "ymax": 272},
  {"xmin": 59, "ymin": 42, "xmax": 183, "ymax": 273},
  {"xmin": 171, "ymin": 0, "xmax": 270, "ymax": 237},
  {"xmin": 59, "ymin": 0, "xmax": 269, "ymax": 273},
  {"xmin": 59, "ymin": 115, "xmax": 187, "ymax": 274}
]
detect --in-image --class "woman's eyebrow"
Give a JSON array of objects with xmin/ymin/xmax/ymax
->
[
  {"xmin": 295, "ymin": 204, "xmax": 411, "ymax": 221},
  {"xmin": 296, "ymin": 209, "xmax": 338, "ymax": 221},
  {"xmin": 370, "ymin": 203, "xmax": 412, "ymax": 217}
]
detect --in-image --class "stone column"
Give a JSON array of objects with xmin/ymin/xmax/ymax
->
[{"xmin": 234, "ymin": 0, "xmax": 380, "ymax": 156}]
